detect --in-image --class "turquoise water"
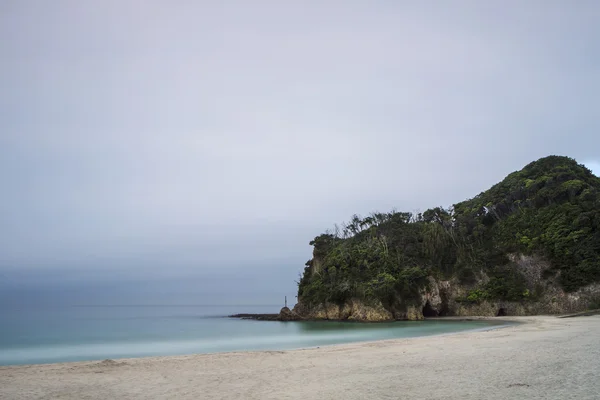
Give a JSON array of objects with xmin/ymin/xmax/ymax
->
[{"xmin": 0, "ymin": 305, "xmax": 503, "ymax": 366}]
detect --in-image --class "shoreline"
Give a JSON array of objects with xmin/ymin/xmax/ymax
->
[
  {"xmin": 227, "ymin": 311, "xmax": 519, "ymax": 323},
  {"xmin": 2, "ymin": 315, "xmax": 599, "ymax": 399},
  {"xmin": 1, "ymin": 317, "xmax": 512, "ymax": 369}
]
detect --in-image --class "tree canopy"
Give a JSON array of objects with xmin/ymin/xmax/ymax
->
[{"xmin": 297, "ymin": 156, "xmax": 600, "ymax": 308}]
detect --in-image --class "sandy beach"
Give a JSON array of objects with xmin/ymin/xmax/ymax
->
[{"xmin": 1, "ymin": 315, "xmax": 599, "ymax": 400}]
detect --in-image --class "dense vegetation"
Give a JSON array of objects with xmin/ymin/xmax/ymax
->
[{"xmin": 297, "ymin": 156, "xmax": 600, "ymax": 308}]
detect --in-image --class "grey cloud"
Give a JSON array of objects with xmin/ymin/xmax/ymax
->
[{"xmin": 1, "ymin": 1, "xmax": 599, "ymax": 291}]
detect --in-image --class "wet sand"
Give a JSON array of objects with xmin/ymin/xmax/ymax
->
[{"xmin": 1, "ymin": 315, "xmax": 599, "ymax": 400}]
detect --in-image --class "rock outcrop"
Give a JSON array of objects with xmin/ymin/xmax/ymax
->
[
  {"xmin": 230, "ymin": 307, "xmax": 303, "ymax": 321},
  {"xmin": 293, "ymin": 255, "xmax": 600, "ymax": 321},
  {"xmin": 277, "ymin": 307, "xmax": 301, "ymax": 321}
]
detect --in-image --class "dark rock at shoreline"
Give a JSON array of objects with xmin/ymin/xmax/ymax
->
[
  {"xmin": 229, "ymin": 307, "xmax": 302, "ymax": 322},
  {"xmin": 278, "ymin": 306, "xmax": 300, "ymax": 321},
  {"xmin": 229, "ymin": 313, "xmax": 280, "ymax": 321}
]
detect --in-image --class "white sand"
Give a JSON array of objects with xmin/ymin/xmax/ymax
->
[{"xmin": 1, "ymin": 315, "xmax": 599, "ymax": 400}]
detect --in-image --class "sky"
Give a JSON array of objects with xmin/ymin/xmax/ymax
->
[{"xmin": 1, "ymin": 1, "xmax": 599, "ymax": 305}]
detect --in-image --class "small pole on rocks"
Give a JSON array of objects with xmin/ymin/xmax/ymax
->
[{"xmin": 285, "ymin": 296, "xmax": 287, "ymax": 308}]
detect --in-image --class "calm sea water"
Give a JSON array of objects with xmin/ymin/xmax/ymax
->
[{"xmin": 0, "ymin": 305, "xmax": 503, "ymax": 366}]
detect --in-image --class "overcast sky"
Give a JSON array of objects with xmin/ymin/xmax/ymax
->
[{"xmin": 1, "ymin": 2, "xmax": 599, "ymax": 301}]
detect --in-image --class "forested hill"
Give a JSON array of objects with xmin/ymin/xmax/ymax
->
[{"xmin": 294, "ymin": 156, "xmax": 600, "ymax": 320}]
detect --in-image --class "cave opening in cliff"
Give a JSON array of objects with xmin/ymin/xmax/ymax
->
[
  {"xmin": 496, "ymin": 308, "xmax": 507, "ymax": 317},
  {"xmin": 422, "ymin": 302, "xmax": 439, "ymax": 317},
  {"xmin": 437, "ymin": 305, "xmax": 450, "ymax": 317}
]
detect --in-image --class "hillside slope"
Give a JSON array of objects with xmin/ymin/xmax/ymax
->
[{"xmin": 293, "ymin": 156, "xmax": 600, "ymax": 320}]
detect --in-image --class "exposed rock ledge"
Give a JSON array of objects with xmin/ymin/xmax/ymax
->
[
  {"xmin": 231, "ymin": 280, "xmax": 599, "ymax": 322},
  {"xmin": 292, "ymin": 277, "xmax": 600, "ymax": 322},
  {"xmin": 229, "ymin": 307, "xmax": 303, "ymax": 321},
  {"xmin": 229, "ymin": 313, "xmax": 280, "ymax": 321},
  {"xmin": 292, "ymin": 299, "xmax": 413, "ymax": 322},
  {"xmin": 233, "ymin": 254, "xmax": 600, "ymax": 322}
]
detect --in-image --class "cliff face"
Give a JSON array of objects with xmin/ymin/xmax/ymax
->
[
  {"xmin": 294, "ymin": 156, "xmax": 600, "ymax": 321},
  {"xmin": 293, "ymin": 299, "xmax": 396, "ymax": 321},
  {"xmin": 293, "ymin": 255, "xmax": 600, "ymax": 321}
]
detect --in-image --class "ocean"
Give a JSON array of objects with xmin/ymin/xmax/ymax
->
[{"xmin": 0, "ymin": 304, "xmax": 505, "ymax": 366}]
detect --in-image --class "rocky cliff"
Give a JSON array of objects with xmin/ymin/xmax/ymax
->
[{"xmin": 293, "ymin": 254, "xmax": 600, "ymax": 321}]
